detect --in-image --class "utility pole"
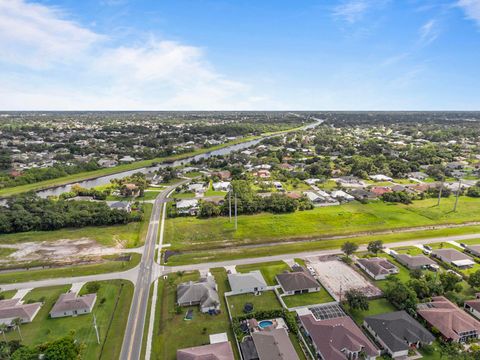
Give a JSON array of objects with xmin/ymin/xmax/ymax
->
[
  {"xmin": 437, "ymin": 177, "xmax": 444, "ymax": 206},
  {"xmin": 453, "ymin": 179, "xmax": 461, "ymax": 212},
  {"xmin": 234, "ymin": 193, "xmax": 238, "ymax": 230},
  {"xmin": 229, "ymin": 192, "xmax": 232, "ymax": 222},
  {"xmin": 93, "ymin": 314, "xmax": 100, "ymax": 345}
]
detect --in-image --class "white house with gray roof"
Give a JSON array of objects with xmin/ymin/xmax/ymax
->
[
  {"xmin": 177, "ymin": 275, "xmax": 220, "ymax": 313},
  {"xmin": 0, "ymin": 298, "xmax": 42, "ymax": 325},
  {"xmin": 227, "ymin": 271, "xmax": 268, "ymax": 295},
  {"xmin": 50, "ymin": 292, "xmax": 97, "ymax": 318}
]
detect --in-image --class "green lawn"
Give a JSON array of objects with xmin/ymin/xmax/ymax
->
[
  {"xmin": 391, "ymin": 246, "xmax": 424, "ymax": 256},
  {"xmin": 236, "ymin": 261, "xmax": 291, "ymax": 285},
  {"xmin": 4, "ymin": 280, "xmax": 133, "ymax": 360},
  {"xmin": 0, "ymin": 204, "xmax": 152, "ymax": 249},
  {"xmin": 282, "ymin": 288, "xmax": 334, "ymax": 308},
  {"xmin": 227, "ymin": 291, "xmax": 282, "ymax": 318},
  {"xmin": 0, "ymin": 253, "xmax": 140, "ymax": 284},
  {"xmin": 164, "ymin": 224, "xmax": 480, "ymax": 266},
  {"xmin": 0, "ymin": 290, "xmax": 16, "ymax": 299},
  {"xmin": 165, "ymin": 197, "xmax": 480, "ymax": 253},
  {"xmin": 346, "ymin": 298, "xmax": 397, "ymax": 325},
  {"xmin": 172, "ymin": 192, "xmax": 196, "ymax": 199},
  {"xmin": 150, "ymin": 271, "xmax": 236, "ymax": 360}
]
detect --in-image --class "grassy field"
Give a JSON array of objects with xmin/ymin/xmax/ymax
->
[
  {"xmin": 165, "ymin": 197, "xmax": 480, "ymax": 253},
  {"xmin": 282, "ymin": 288, "xmax": 334, "ymax": 308},
  {"xmin": 164, "ymin": 224, "xmax": 480, "ymax": 266},
  {"xmin": 150, "ymin": 270, "xmax": 237, "ymax": 360},
  {"xmin": 227, "ymin": 291, "xmax": 282, "ymax": 318},
  {"xmin": 0, "ymin": 203, "xmax": 152, "ymax": 248},
  {"xmin": 0, "ymin": 253, "xmax": 140, "ymax": 284},
  {"xmin": 4, "ymin": 280, "xmax": 133, "ymax": 360},
  {"xmin": 346, "ymin": 298, "xmax": 397, "ymax": 324},
  {"xmin": 236, "ymin": 261, "xmax": 290, "ymax": 285}
]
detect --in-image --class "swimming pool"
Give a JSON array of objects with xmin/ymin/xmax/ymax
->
[{"xmin": 258, "ymin": 320, "xmax": 273, "ymax": 329}]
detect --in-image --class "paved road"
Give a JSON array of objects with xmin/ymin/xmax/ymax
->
[
  {"xmin": 162, "ymin": 232, "xmax": 480, "ymax": 273},
  {"xmin": 120, "ymin": 181, "xmax": 187, "ymax": 360}
]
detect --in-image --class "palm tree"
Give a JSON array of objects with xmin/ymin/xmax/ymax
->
[
  {"xmin": 0, "ymin": 323, "xmax": 7, "ymax": 343},
  {"xmin": 10, "ymin": 318, "xmax": 22, "ymax": 341}
]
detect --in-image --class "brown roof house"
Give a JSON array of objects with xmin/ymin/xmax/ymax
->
[
  {"xmin": 0, "ymin": 298, "xmax": 42, "ymax": 325},
  {"xmin": 276, "ymin": 265, "xmax": 320, "ymax": 295},
  {"xmin": 431, "ymin": 248, "xmax": 475, "ymax": 268},
  {"xmin": 177, "ymin": 275, "xmax": 220, "ymax": 313},
  {"xmin": 177, "ymin": 341, "xmax": 235, "ymax": 360},
  {"xmin": 299, "ymin": 312, "xmax": 379, "ymax": 360},
  {"xmin": 417, "ymin": 296, "xmax": 480, "ymax": 342},
  {"xmin": 356, "ymin": 257, "xmax": 399, "ymax": 280},
  {"xmin": 392, "ymin": 253, "xmax": 436, "ymax": 270},
  {"xmin": 50, "ymin": 292, "xmax": 97, "ymax": 318}
]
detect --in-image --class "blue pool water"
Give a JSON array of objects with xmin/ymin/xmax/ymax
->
[{"xmin": 258, "ymin": 320, "xmax": 273, "ymax": 329}]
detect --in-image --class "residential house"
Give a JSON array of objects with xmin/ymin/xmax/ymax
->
[
  {"xmin": 276, "ymin": 265, "xmax": 320, "ymax": 295},
  {"xmin": 431, "ymin": 248, "xmax": 475, "ymax": 268},
  {"xmin": 299, "ymin": 312, "xmax": 379, "ymax": 360},
  {"xmin": 417, "ymin": 296, "xmax": 480, "ymax": 342},
  {"xmin": 97, "ymin": 159, "xmax": 118, "ymax": 168},
  {"xmin": 330, "ymin": 190, "xmax": 355, "ymax": 202},
  {"xmin": 279, "ymin": 163, "xmax": 294, "ymax": 171},
  {"xmin": 0, "ymin": 298, "xmax": 42, "ymax": 325},
  {"xmin": 370, "ymin": 174, "xmax": 393, "ymax": 182},
  {"xmin": 392, "ymin": 253, "xmax": 436, "ymax": 270},
  {"xmin": 348, "ymin": 189, "xmax": 376, "ymax": 201},
  {"xmin": 369, "ymin": 186, "xmax": 392, "ymax": 197},
  {"xmin": 465, "ymin": 293, "xmax": 480, "ymax": 319},
  {"xmin": 356, "ymin": 257, "xmax": 399, "ymax": 280},
  {"xmin": 188, "ymin": 183, "xmax": 206, "ymax": 194},
  {"xmin": 176, "ymin": 199, "xmax": 199, "ymax": 215},
  {"xmin": 408, "ymin": 172, "xmax": 428, "ymax": 181},
  {"xmin": 364, "ymin": 311, "xmax": 435, "ymax": 358},
  {"xmin": 50, "ymin": 292, "xmax": 97, "ymax": 318},
  {"xmin": 253, "ymin": 170, "xmax": 271, "ymax": 179},
  {"xmin": 108, "ymin": 201, "xmax": 132, "ymax": 212},
  {"xmin": 227, "ymin": 271, "xmax": 268, "ymax": 295},
  {"xmin": 211, "ymin": 170, "xmax": 231, "ymax": 180},
  {"xmin": 465, "ymin": 244, "xmax": 480, "ymax": 257},
  {"xmin": 119, "ymin": 155, "xmax": 135, "ymax": 162},
  {"xmin": 176, "ymin": 275, "xmax": 220, "ymax": 313},
  {"xmin": 250, "ymin": 328, "xmax": 299, "ymax": 360},
  {"xmin": 177, "ymin": 341, "xmax": 235, "ymax": 360},
  {"xmin": 212, "ymin": 181, "xmax": 230, "ymax": 192}
]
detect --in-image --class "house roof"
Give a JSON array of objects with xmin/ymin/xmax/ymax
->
[
  {"xmin": 228, "ymin": 271, "xmax": 267, "ymax": 292},
  {"xmin": 393, "ymin": 253, "xmax": 436, "ymax": 268},
  {"xmin": 177, "ymin": 276, "xmax": 219, "ymax": 310},
  {"xmin": 364, "ymin": 311, "xmax": 435, "ymax": 352},
  {"xmin": 251, "ymin": 328, "xmax": 300, "ymax": 360},
  {"xmin": 356, "ymin": 257, "xmax": 397, "ymax": 277},
  {"xmin": 177, "ymin": 341, "xmax": 234, "ymax": 360},
  {"xmin": 465, "ymin": 298, "xmax": 480, "ymax": 313},
  {"xmin": 300, "ymin": 314, "xmax": 378, "ymax": 360},
  {"xmin": 0, "ymin": 298, "xmax": 42, "ymax": 321},
  {"xmin": 276, "ymin": 266, "xmax": 319, "ymax": 292},
  {"xmin": 417, "ymin": 296, "xmax": 480, "ymax": 341},
  {"xmin": 50, "ymin": 292, "xmax": 96, "ymax": 314},
  {"xmin": 432, "ymin": 249, "xmax": 473, "ymax": 263}
]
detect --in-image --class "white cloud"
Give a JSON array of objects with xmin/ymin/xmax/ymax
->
[
  {"xmin": 0, "ymin": 0, "xmax": 103, "ymax": 68},
  {"xmin": 0, "ymin": 0, "xmax": 268, "ymax": 110},
  {"xmin": 419, "ymin": 19, "xmax": 440, "ymax": 44},
  {"xmin": 333, "ymin": 0, "xmax": 370, "ymax": 23},
  {"xmin": 457, "ymin": 0, "xmax": 480, "ymax": 26}
]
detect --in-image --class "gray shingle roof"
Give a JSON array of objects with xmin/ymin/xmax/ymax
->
[
  {"xmin": 364, "ymin": 311, "xmax": 434, "ymax": 352},
  {"xmin": 276, "ymin": 266, "xmax": 319, "ymax": 292},
  {"xmin": 228, "ymin": 271, "xmax": 267, "ymax": 292},
  {"xmin": 251, "ymin": 328, "xmax": 300, "ymax": 360},
  {"xmin": 177, "ymin": 276, "xmax": 219, "ymax": 310},
  {"xmin": 50, "ymin": 292, "xmax": 96, "ymax": 314},
  {"xmin": 0, "ymin": 298, "xmax": 42, "ymax": 322}
]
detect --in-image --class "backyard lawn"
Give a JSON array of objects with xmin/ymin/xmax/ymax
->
[
  {"xmin": 150, "ymin": 271, "xmax": 236, "ymax": 360},
  {"xmin": 227, "ymin": 291, "xmax": 282, "ymax": 318},
  {"xmin": 4, "ymin": 280, "xmax": 133, "ymax": 360},
  {"xmin": 236, "ymin": 261, "xmax": 290, "ymax": 285},
  {"xmin": 346, "ymin": 298, "xmax": 397, "ymax": 325},
  {"xmin": 0, "ymin": 203, "xmax": 152, "ymax": 248},
  {"xmin": 282, "ymin": 288, "xmax": 334, "ymax": 308}
]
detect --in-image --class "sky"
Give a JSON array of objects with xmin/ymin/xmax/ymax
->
[{"xmin": 0, "ymin": 0, "xmax": 479, "ymax": 111}]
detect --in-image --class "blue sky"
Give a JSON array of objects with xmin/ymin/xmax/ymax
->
[{"xmin": 0, "ymin": 0, "xmax": 479, "ymax": 110}]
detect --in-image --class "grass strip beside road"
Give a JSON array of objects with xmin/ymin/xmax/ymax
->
[
  {"xmin": 0, "ymin": 253, "xmax": 140, "ymax": 284},
  {"xmin": 164, "ymin": 224, "xmax": 480, "ymax": 265}
]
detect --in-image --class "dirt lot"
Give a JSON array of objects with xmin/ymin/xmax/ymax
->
[
  {"xmin": 0, "ymin": 238, "xmax": 132, "ymax": 264},
  {"xmin": 307, "ymin": 257, "xmax": 382, "ymax": 300}
]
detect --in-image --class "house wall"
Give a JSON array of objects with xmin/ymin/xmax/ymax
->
[
  {"xmin": 51, "ymin": 307, "xmax": 91, "ymax": 318},
  {"xmin": 465, "ymin": 305, "xmax": 480, "ymax": 320}
]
